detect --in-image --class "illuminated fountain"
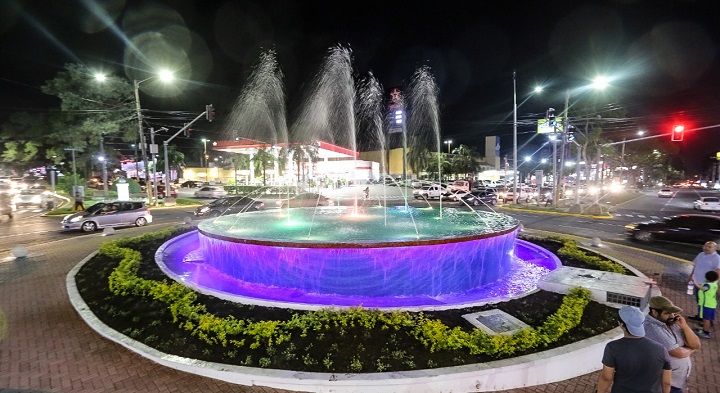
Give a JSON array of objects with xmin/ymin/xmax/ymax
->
[{"xmin": 155, "ymin": 47, "xmax": 560, "ymax": 310}]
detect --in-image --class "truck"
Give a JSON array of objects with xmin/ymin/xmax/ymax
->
[{"xmin": 413, "ymin": 184, "xmax": 449, "ymax": 200}]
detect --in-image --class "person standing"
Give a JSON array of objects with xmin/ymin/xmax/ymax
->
[
  {"xmin": 597, "ymin": 305, "xmax": 671, "ymax": 393},
  {"xmin": 688, "ymin": 241, "xmax": 720, "ymax": 320},
  {"xmin": 644, "ymin": 296, "xmax": 701, "ymax": 393},
  {"xmin": 691, "ymin": 270, "xmax": 719, "ymax": 338},
  {"xmin": 73, "ymin": 192, "xmax": 85, "ymax": 211}
]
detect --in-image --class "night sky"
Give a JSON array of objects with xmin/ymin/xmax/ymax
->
[{"xmin": 1, "ymin": 0, "xmax": 719, "ymax": 174}]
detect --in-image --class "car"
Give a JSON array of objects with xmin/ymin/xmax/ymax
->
[
  {"xmin": 693, "ymin": 197, "xmax": 720, "ymax": 211},
  {"xmin": 278, "ymin": 193, "xmax": 333, "ymax": 209},
  {"xmin": 194, "ymin": 186, "xmax": 228, "ymax": 198},
  {"xmin": 61, "ymin": 201, "xmax": 152, "ymax": 232},
  {"xmin": 625, "ymin": 214, "xmax": 720, "ymax": 243},
  {"xmin": 180, "ymin": 180, "xmax": 205, "ymax": 188},
  {"xmin": 457, "ymin": 190, "xmax": 497, "ymax": 206},
  {"xmin": 14, "ymin": 189, "xmax": 50, "ymax": 207},
  {"xmin": 155, "ymin": 185, "xmax": 178, "ymax": 199},
  {"xmin": 194, "ymin": 196, "xmax": 265, "ymax": 218},
  {"xmin": 657, "ymin": 189, "xmax": 674, "ymax": 198},
  {"xmin": 412, "ymin": 185, "xmax": 449, "ymax": 200}
]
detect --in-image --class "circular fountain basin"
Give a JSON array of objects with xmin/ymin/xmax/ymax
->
[{"xmin": 156, "ymin": 206, "xmax": 561, "ymax": 310}]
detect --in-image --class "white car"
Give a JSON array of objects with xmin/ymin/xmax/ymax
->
[
  {"xmin": 693, "ymin": 197, "xmax": 720, "ymax": 211},
  {"xmin": 657, "ymin": 189, "xmax": 674, "ymax": 198},
  {"xmin": 194, "ymin": 186, "xmax": 228, "ymax": 199},
  {"xmin": 14, "ymin": 189, "xmax": 50, "ymax": 207}
]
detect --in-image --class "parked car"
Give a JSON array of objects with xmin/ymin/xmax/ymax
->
[
  {"xmin": 61, "ymin": 201, "xmax": 152, "ymax": 232},
  {"xmin": 657, "ymin": 189, "xmax": 674, "ymax": 198},
  {"xmin": 412, "ymin": 185, "xmax": 449, "ymax": 200},
  {"xmin": 693, "ymin": 197, "xmax": 720, "ymax": 211},
  {"xmin": 180, "ymin": 180, "xmax": 205, "ymax": 188},
  {"xmin": 194, "ymin": 186, "xmax": 228, "ymax": 199},
  {"xmin": 457, "ymin": 190, "xmax": 497, "ymax": 206},
  {"xmin": 278, "ymin": 193, "xmax": 333, "ymax": 209},
  {"xmin": 460, "ymin": 190, "xmax": 497, "ymax": 206},
  {"xmin": 155, "ymin": 185, "xmax": 178, "ymax": 199},
  {"xmin": 625, "ymin": 214, "xmax": 720, "ymax": 243},
  {"xmin": 14, "ymin": 188, "xmax": 49, "ymax": 207},
  {"xmin": 194, "ymin": 196, "xmax": 265, "ymax": 218}
]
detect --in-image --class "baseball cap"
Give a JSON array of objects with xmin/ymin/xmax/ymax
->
[
  {"xmin": 619, "ymin": 306, "xmax": 645, "ymax": 337},
  {"xmin": 648, "ymin": 296, "xmax": 683, "ymax": 313}
]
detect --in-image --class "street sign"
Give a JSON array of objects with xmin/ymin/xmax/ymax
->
[{"xmin": 537, "ymin": 117, "xmax": 564, "ymax": 134}]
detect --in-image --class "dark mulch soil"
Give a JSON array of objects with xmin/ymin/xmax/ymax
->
[{"xmin": 75, "ymin": 231, "xmax": 619, "ymax": 373}]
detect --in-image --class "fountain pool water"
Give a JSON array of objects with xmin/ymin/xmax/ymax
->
[{"xmin": 156, "ymin": 206, "xmax": 561, "ymax": 310}]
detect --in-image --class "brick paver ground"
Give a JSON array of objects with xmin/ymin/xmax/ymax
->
[{"xmin": 1, "ymin": 225, "xmax": 717, "ymax": 392}]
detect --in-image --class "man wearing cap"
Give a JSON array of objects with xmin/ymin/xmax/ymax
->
[
  {"xmin": 598, "ymin": 306, "xmax": 671, "ymax": 393},
  {"xmin": 644, "ymin": 296, "xmax": 701, "ymax": 393},
  {"xmin": 688, "ymin": 241, "xmax": 720, "ymax": 320}
]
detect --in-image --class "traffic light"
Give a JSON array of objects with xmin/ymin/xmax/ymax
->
[
  {"xmin": 671, "ymin": 124, "xmax": 684, "ymax": 141},
  {"xmin": 546, "ymin": 108, "xmax": 556, "ymax": 127},
  {"xmin": 206, "ymin": 104, "xmax": 215, "ymax": 122}
]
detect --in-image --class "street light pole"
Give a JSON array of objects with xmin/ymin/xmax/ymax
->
[
  {"xmin": 134, "ymin": 79, "xmax": 153, "ymax": 205},
  {"xmin": 99, "ymin": 135, "xmax": 108, "ymax": 198},
  {"xmin": 513, "ymin": 70, "xmax": 518, "ymax": 205},
  {"xmin": 557, "ymin": 89, "xmax": 569, "ymax": 209}
]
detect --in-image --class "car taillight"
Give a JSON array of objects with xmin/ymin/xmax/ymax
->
[{"xmin": 146, "ymin": 208, "xmax": 152, "ymax": 215}]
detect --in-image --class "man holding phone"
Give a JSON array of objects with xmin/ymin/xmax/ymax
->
[{"xmin": 644, "ymin": 296, "xmax": 701, "ymax": 393}]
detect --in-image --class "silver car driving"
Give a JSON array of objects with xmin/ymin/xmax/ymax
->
[{"xmin": 61, "ymin": 201, "xmax": 152, "ymax": 232}]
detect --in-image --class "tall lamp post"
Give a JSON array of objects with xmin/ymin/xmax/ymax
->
[
  {"xmin": 444, "ymin": 139, "xmax": 453, "ymax": 155},
  {"xmin": 513, "ymin": 71, "xmax": 518, "ymax": 205},
  {"xmin": 96, "ymin": 70, "xmax": 173, "ymax": 204},
  {"xmin": 133, "ymin": 72, "xmax": 174, "ymax": 204},
  {"xmin": 202, "ymin": 138, "xmax": 209, "ymax": 168}
]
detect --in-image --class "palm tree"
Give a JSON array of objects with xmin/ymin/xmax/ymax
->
[
  {"xmin": 281, "ymin": 143, "xmax": 318, "ymax": 186},
  {"xmin": 450, "ymin": 144, "xmax": 479, "ymax": 179},
  {"xmin": 252, "ymin": 148, "xmax": 275, "ymax": 186},
  {"xmin": 155, "ymin": 145, "xmax": 185, "ymax": 183}
]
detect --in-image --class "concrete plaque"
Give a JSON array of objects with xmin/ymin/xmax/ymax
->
[{"xmin": 462, "ymin": 309, "xmax": 530, "ymax": 335}]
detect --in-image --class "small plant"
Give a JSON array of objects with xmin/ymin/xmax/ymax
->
[
  {"xmin": 259, "ymin": 357, "xmax": 272, "ymax": 368},
  {"xmin": 323, "ymin": 355, "xmax": 333, "ymax": 370},
  {"xmin": 302, "ymin": 353, "xmax": 317, "ymax": 366},
  {"xmin": 349, "ymin": 356, "xmax": 363, "ymax": 372},
  {"xmin": 376, "ymin": 359, "xmax": 389, "ymax": 372}
]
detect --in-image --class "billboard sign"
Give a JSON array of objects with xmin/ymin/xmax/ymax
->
[{"xmin": 537, "ymin": 117, "xmax": 564, "ymax": 134}]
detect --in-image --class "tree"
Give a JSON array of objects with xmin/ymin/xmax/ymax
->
[
  {"xmin": 252, "ymin": 148, "xmax": 276, "ymax": 186},
  {"xmin": 280, "ymin": 144, "xmax": 318, "ymax": 186},
  {"xmin": 155, "ymin": 145, "xmax": 186, "ymax": 183},
  {"xmin": 450, "ymin": 144, "xmax": 479, "ymax": 179},
  {"xmin": 0, "ymin": 63, "xmax": 136, "ymax": 178}
]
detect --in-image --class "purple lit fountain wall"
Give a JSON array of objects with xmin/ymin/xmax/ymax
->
[{"xmin": 198, "ymin": 228, "xmax": 518, "ymax": 298}]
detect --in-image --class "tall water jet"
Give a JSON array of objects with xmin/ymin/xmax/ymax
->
[
  {"xmin": 290, "ymin": 45, "xmax": 357, "ymax": 154},
  {"xmin": 407, "ymin": 66, "xmax": 443, "ymax": 213},
  {"xmin": 223, "ymin": 50, "xmax": 288, "ymax": 146}
]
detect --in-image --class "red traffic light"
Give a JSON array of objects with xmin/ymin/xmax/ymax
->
[{"xmin": 671, "ymin": 124, "xmax": 684, "ymax": 141}]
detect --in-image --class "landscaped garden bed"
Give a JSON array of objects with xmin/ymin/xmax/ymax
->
[{"xmin": 74, "ymin": 227, "xmax": 621, "ymax": 373}]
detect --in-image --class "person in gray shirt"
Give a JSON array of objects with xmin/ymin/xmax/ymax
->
[{"xmin": 644, "ymin": 296, "xmax": 701, "ymax": 393}]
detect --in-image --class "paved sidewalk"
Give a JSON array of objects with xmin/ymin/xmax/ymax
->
[{"xmin": 1, "ymin": 225, "xmax": 718, "ymax": 393}]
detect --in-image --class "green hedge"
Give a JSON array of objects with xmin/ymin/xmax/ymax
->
[{"xmin": 101, "ymin": 229, "xmax": 594, "ymax": 358}]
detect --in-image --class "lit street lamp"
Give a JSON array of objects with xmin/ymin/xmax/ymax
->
[
  {"xmin": 134, "ymin": 72, "xmax": 173, "ymax": 204},
  {"xmin": 95, "ymin": 70, "xmax": 174, "ymax": 204},
  {"xmin": 444, "ymin": 139, "xmax": 453, "ymax": 155}
]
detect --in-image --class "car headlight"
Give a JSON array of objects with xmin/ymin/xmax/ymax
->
[
  {"xmin": 199, "ymin": 207, "xmax": 209, "ymax": 213},
  {"xmin": 624, "ymin": 224, "xmax": 636, "ymax": 230},
  {"xmin": 70, "ymin": 216, "xmax": 81, "ymax": 223}
]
